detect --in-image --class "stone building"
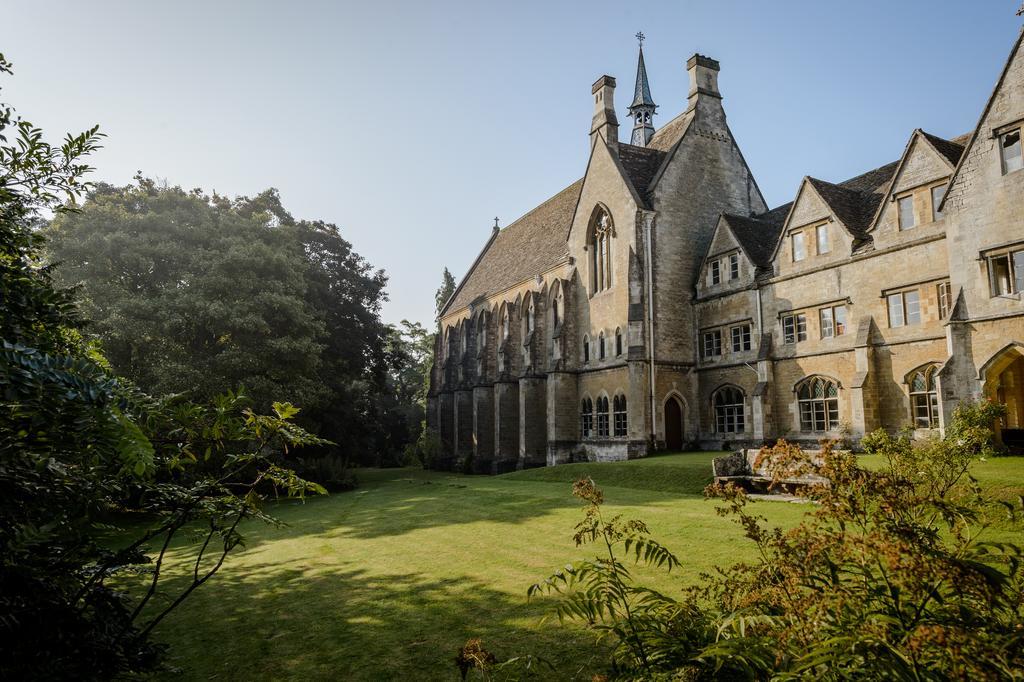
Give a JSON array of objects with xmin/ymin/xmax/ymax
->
[{"xmin": 427, "ymin": 29, "xmax": 1024, "ymax": 472}]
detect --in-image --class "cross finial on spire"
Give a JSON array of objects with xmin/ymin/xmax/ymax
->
[
  {"xmin": 493, "ymin": 217, "xmax": 500, "ymax": 229},
  {"xmin": 628, "ymin": 32, "xmax": 657, "ymax": 146}
]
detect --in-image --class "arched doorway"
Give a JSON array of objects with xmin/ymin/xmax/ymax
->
[
  {"xmin": 664, "ymin": 396, "xmax": 684, "ymax": 451},
  {"xmin": 982, "ymin": 345, "xmax": 1024, "ymax": 450}
]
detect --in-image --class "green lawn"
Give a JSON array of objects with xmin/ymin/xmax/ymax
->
[{"xmin": 135, "ymin": 452, "xmax": 1024, "ymax": 681}]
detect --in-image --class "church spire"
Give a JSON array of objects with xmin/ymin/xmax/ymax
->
[{"xmin": 627, "ymin": 32, "xmax": 657, "ymax": 147}]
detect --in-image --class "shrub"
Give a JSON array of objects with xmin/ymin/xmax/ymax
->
[
  {"xmin": 529, "ymin": 404, "xmax": 1024, "ymax": 680},
  {"xmin": 405, "ymin": 428, "xmax": 443, "ymax": 469},
  {"xmin": 295, "ymin": 454, "xmax": 358, "ymax": 492}
]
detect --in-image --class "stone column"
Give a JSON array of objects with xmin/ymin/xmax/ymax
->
[
  {"xmin": 545, "ymin": 371, "xmax": 578, "ymax": 465},
  {"xmin": 493, "ymin": 380, "xmax": 520, "ymax": 473},
  {"xmin": 454, "ymin": 389, "xmax": 474, "ymax": 470},
  {"xmin": 849, "ymin": 318, "xmax": 879, "ymax": 439},
  {"xmin": 438, "ymin": 392, "xmax": 455, "ymax": 470},
  {"xmin": 472, "ymin": 385, "xmax": 494, "ymax": 474},
  {"xmin": 752, "ymin": 342, "xmax": 775, "ymax": 442},
  {"xmin": 626, "ymin": 359, "xmax": 650, "ymax": 458},
  {"xmin": 519, "ymin": 376, "xmax": 548, "ymax": 469}
]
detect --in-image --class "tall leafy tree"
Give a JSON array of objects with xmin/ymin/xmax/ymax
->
[
  {"xmin": 45, "ymin": 180, "xmax": 328, "ymax": 410},
  {"xmin": 0, "ymin": 54, "xmax": 324, "ymax": 679},
  {"xmin": 44, "ymin": 180, "xmax": 395, "ymax": 464},
  {"xmin": 435, "ymin": 266, "xmax": 456, "ymax": 328}
]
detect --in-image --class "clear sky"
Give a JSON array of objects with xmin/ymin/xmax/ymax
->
[{"xmin": 3, "ymin": 1, "xmax": 1022, "ymax": 327}]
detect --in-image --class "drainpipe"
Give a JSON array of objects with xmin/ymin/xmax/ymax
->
[
  {"xmin": 643, "ymin": 213, "xmax": 657, "ymax": 444},
  {"xmin": 756, "ymin": 280, "xmax": 764, "ymax": 351}
]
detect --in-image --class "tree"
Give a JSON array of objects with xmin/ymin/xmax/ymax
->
[
  {"xmin": 435, "ymin": 267, "xmax": 456, "ymax": 328},
  {"xmin": 44, "ymin": 180, "xmax": 398, "ymax": 465},
  {"xmin": 45, "ymin": 180, "xmax": 327, "ymax": 410},
  {"xmin": 0, "ymin": 54, "xmax": 324, "ymax": 679}
]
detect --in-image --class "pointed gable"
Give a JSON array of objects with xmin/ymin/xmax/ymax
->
[
  {"xmin": 944, "ymin": 27, "xmax": 1024, "ymax": 212},
  {"xmin": 865, "ymin": 130, "xmax": 967, "ymax": 234}
]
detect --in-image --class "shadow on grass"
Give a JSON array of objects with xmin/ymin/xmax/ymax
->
[{"xmin": 147, "ymin": 558, "xmax": 605, "ymax": 681}]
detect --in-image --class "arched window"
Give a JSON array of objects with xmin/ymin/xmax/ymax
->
[
  {"xmin": 583, "ymin": 335, "xmax": 590, "ymax": 363},
  {"xmin": 797, "ymin": 377, "xmax": 840, "ymax": 432},
  {"xmin": 613, "ymin": 394, "xmax": 627, "ymax": 436},
  {"xmin": 599, "ymin": 331, "xmax": 606, "ymax": 360},
  {"xmin": 615, "ymin": 328, "xmax": 623, "ymax": 356},
  {"xmin": 580, "ymin": 398, "xmax": 594, "ymax": 438},
  {"xmin": 909, "ymin": 366, "xmax": 940, "ymax": 428},
  {"xmin": 501, "ymin": 308, "xmax": 510, "ymax": 342},
  {"xmin": 713, "ymin": 386, "xmax": 745, "ymax": 434},
  {"xmin": 551, "ymin": 288, "xmax": 563, "ymax": 329},
  {"xmin": 476, "ymin": 314, "xmax": 487, "ymax": 349},
  {"xmin": 527, "ymin": 299, "xmax": 535, "ymax": 333},
  {"xmin": 590, "ymin": 208, "xmax": 613, "ymax": 293},
  {"xmin": 596, "ymin": 396, "xmax": 610, "ymax": 437},
  {"xmin": 460, "ymin": 326, "xmax": 468, "ymax": 356}
]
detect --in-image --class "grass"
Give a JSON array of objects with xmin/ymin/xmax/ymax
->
[{"xmin": 130, "ymin": 451, "xmax": 1024, "ymax": 681}]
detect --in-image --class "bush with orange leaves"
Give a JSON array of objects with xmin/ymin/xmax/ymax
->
[{"xmin": 530, "ymin": 401, "xmax": 1024, "ymax": 680}]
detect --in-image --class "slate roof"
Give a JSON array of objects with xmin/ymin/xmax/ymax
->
[
  {"xmin": 617, "ymin": 143, "xmax": 667, "ymax": 207},
  {"xmin": 629, "ymin": 46, "xmax": 657, "ymax": 110},
  {"xmin": 442, "ymin": 179, "xmax": 584, "ymax": 316},
  {"xmin": 807, "ymin": 176, "xmax": 882, "ymax": 238},
  {"xmin": 922, "ymin": 131, "xmax": 967, "ymax": 168},
  {"xmin": 722, "ymin": 208, "xmax": 789, "ymax": 268},
  {"xmin": 647, "ymin": 111, "xmax": 693, "ymax": 152}
]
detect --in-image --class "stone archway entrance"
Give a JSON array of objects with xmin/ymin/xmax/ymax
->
[
  {"xmin": 664, "ymin": 397, "xmax": 684, "ymax": 451},
  {"xmin": 982, "ymin": 346, "xmax": 1024, "ymax": 450}
]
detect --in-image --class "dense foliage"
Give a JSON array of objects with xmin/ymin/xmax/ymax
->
[
  {"xmin": 0, "ymin": 54, "xmax": 326, "ymax": 678},
  {"xmin": 532, "ymin": 404, "xmax": 1024, "ymax": 680},
  {"xmin": 43, "ymin": 178, "xmax": 428, "ymax": 466}
]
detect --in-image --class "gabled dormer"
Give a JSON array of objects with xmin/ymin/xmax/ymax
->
[
  {"xmin": 698, "ymin": 212, "xmax": 782, "ymax": 295},
  {"xmin": 771, "ymin": 177, "xmax": 864, "ymax": 276},
  {"xmin": 699, "ymin": 217, "xmax": 750, "ymax": 296},
  {"xmin": 867, "ymin": 129, "xmax": 965, "ymax": 249}
]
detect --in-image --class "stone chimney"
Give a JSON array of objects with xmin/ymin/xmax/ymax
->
[
  {"xmin": 591, "ymin": 75, "xmax": 619, "ymax": 146},
  {"xmin": 686, "ymin": 54, "xmax": 721, "ymax": 110}
]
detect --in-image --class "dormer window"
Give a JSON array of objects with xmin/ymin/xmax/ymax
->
[
  {"xmin": 897, "ymin": 195, "xmax": 916, "ymax": 230},
  {"xmin": 710, "ymin": 260, "xmax": 721, "ymax": 285},
  {"xmin": 1000, "ymin": 128, "xmax": 1022, "ymax": 174},
  {"xmin": 816, "ymin": 224, "xmax": 830, "ymax": 254},
  {"xmin": 792, "ymin": 232, "xmax": 806, "ymax": 262},
  {"xmin": 931, "ymin": 183, "xmax": 947, "ymax": 221},
  {"xmin": 728, "ymin": 253, "xmax": 739, "ymax": 280}
]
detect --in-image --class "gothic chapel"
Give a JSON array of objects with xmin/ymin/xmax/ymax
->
[{"xmin": 428, "ymin": 29, "xmax": 1024, "ymax": 472}]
